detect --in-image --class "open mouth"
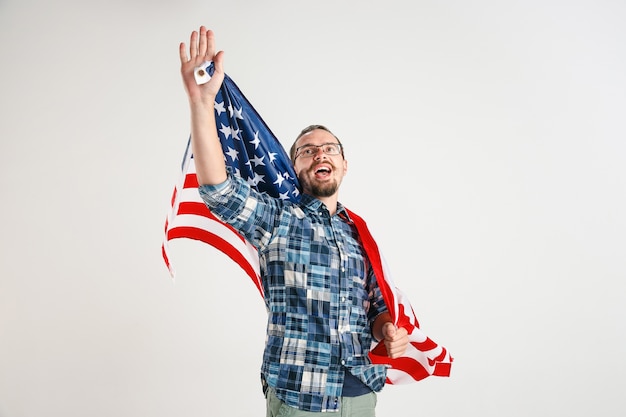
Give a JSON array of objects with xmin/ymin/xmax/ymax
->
[{"xmin": 314, "ymin": 165, "xmax": 332, "ymax": 179}]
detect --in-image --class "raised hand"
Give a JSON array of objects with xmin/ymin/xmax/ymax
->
[{"xmin": 179, "ymin": 26, "xmax": 225, "ymax": 105}]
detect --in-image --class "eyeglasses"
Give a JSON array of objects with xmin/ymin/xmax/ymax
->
[{"xmin": 295, "ymin": 143, "xmax": 343, "ymax": 159}]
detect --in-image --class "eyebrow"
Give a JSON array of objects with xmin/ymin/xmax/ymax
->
[{"xmin": 297, "ymin": 142, "xmax": 339, "ymax": 149}]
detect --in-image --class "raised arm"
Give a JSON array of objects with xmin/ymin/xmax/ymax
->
[{"xmin": 179, "ymin": 26, "xmax": 227, "ymax": 186}]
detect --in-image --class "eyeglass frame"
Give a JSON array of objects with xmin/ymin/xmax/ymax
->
[{"xmin": 294, "ymin": 143, "xmax": 344, "ymax": 159}]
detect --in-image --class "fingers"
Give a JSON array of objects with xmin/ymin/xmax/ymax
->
[
  {"xmin": 180, "ymin": 27, "xmax": 219, "ymax": 63},
  {"xmin": 179, "ymin": 42, "xmax": 188, "ymax": 64},
  {"xmin": 384, "ymin": 326, "xmax": 409, "ymax": 359},
  {"xmin": 198, "ymin": 26, "xmax": 208, "ymax": 58},
  {"xmin": 382, "ymin": 322, "xmax": 396, "ymax": 339},
  {"xmin": 204, "ymin": 28, "xmax": 219, "ymax": 61},
  {"xmin": 386, "ymin": 343, "xmax": 406, "ymax": 358},
  {"xmin": 189, "ymin": 30, "xmax": 199, "ymax": 59},
  {"xmin": 213, "ymin": 50, "xmax": 225, "ymax": 74}
]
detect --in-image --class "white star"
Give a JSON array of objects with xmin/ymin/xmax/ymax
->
[
  {"xmin": 273, "ymin": 173, "xmax": 285, "ymax": 188},
  {"xmin": 225, "ymin": 146, "xmax": 239, "ymax": 161},
  {"xmin": 251, "ymin": 172, "xmax": 265, "ymax": 186},
  {"xmin": 232, "ymin": 128, "xmax": 242, "ymax": 141},
  {"xmin": 228, "ymin": 104, "xmax": 234, "ymax": 117},
  {"xmin": 250, "ymin": 154, "xmax": 266, "ymax": 167},
  {"xmin": 268, "ymin": 152, "xmax": 277, "ymax": 163},
  {"xmin": 250, "ymin": 131, "xmax": 261, "ymax": 149},
  {"xmin": 214, "ymin": 100, "xmax": 226, "ymax": 115},
  {"xmin": 219, "ymin": 124, "xmax": 232, "ymax": 139},
  {"xmin": 292, "ymin": 188, "xmax": 300, "ymax": 197},
  {"xmin": 278, "ymin": 191, "xmax": 290, "ymax": 200},
  {"xmin": 233, "ymin": 106, "xmax": 244, "ymax": 119}
]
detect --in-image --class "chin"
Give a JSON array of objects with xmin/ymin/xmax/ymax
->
[{"xmin": 311, "ymin": 183, "xmax": 338, "ymax": 198}]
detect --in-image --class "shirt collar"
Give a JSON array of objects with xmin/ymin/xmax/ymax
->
[{"xmin": 299, "ymin": 194, "xmax": 351, "ymax": 222}]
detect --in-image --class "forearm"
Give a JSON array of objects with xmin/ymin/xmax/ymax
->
[
  {"xmin": 189, "ymin": 99, "xmax": 227, "ymax": 185},
  {"xmin": 179, "ymin": 27, "xmax": 227, "ymax": 186}
]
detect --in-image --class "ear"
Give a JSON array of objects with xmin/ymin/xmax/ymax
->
[{"xmin": 343, "ymin": 158, "xmax": 348, "ymax": 175}]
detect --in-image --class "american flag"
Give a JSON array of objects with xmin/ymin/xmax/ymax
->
[{"xmin": 162, "ymin": 63, "xmax": 452, "ymax": 383}]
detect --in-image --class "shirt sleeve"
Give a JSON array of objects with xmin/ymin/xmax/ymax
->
[{"xmin": 197, "ymin": 171, "xmax": 281, "ymax": 249}]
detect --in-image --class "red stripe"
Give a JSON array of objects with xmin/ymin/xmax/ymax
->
[
  {"xmin": 170, "ymin": 187, "xmax": 177, "ymax": 207},
  {"xmin": 177, "ymin": 202, "xmax": 247, "ymax": 242},
  {"xmin": 412, "ymin": 337, "xmax": 438, "ymax": 352},
  {"xmin": 167, "ymin": 226, "xmax": 262, "ymax": 296},
  {"xmin": 184, "ymin": 173, "xmax": 199, "ymax": 188},
  {"xmin": 177, "ymin": 201, "xmax": 212, "ymax": 216},
  {"xmin": 162, "ymin": 243, "xmax": 171, "ymax": 272},
  {"xmin": 369, "ymin": 345, "xmax": 431, "ymax": 382},
  {"xmin": 432, "ymin": 360, "xmax": 452, "ymax": 377},
  {"xmin": 396, "ymin": 302, "xmax": 420, "ymax": 334}
]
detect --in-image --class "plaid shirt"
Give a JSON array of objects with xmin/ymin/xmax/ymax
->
[{"xmin": 199, "ymin": 173, "xmax": 388, "ymax": 412}]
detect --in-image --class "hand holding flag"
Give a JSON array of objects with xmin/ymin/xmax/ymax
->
[{"xmin": 381, "ymin": 322, "xmax": 410, "ymax": 359}]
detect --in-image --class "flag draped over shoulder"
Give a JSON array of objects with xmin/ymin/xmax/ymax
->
[{"xmin": 162, "ymin": 63, "xmax": 452, "ymax": 383}]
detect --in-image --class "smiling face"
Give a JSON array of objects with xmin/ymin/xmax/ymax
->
[{"xmin": 292, "ymin": 128, "xmax": 348, "ymax": 199}]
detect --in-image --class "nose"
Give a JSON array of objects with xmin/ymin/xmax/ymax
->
[{"xmin": 313, "ymin": 146, "xmax": 326, "ymax": 160}]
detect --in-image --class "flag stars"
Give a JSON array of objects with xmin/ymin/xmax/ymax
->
[
  {"xmin": 214, "ymin": 101, "xmax": 226, "ymax": 115},
  {"xmin": 247, "ymin": 172, "xmax": 265, "ymax": 187},
  {"xmin": 273, "ymin": 172, "xmax": 286, "ymax": 188},
  {"xmin": 219, "ymin": 124, "xmax": 232, "ymax": 139},
  {"xmin": 228, "ymin": 105, "xmax": 244, "ymax": 119},
  {"xmin": 225, "ymin": 147, "xmax": 239, "ymax": 161},
  {"xmin": 250, "ymin": 131, "xmax": 261, "ymax": 149},
  {"xmin": 250, "ymin": 154, "xmax": 266, "ymax": 167}
]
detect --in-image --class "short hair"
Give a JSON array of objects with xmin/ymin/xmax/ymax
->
[{"xmin": 289, "ymin": 124, "xmax": 344, "ymax": 162}]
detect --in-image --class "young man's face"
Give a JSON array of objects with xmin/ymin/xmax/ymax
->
[{"xmin": 292, "ymin": 129, "xmax": 348, "ymax": 198}]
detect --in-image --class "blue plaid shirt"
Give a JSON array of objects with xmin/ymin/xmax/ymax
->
[{"xmin": 199, "ymin": 172, "xmax": 388, "ymax": 412}]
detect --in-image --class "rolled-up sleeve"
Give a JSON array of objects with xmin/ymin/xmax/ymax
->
[
  {"xmin": 198, "ymin": 172, "xmax": 282, "ymax": 250},
  {"xmin": 198, "ymin": 173, "xmax": 253, "ymax": 224}
]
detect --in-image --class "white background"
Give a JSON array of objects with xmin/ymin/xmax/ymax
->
[{"xmin": 1, "ymin": 0, "xmax": 625, "ymax": 416}]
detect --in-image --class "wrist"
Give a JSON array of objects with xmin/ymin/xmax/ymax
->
[{"xmin": 188, "ymin": 97, "xmax": 215, "ymax": 112}]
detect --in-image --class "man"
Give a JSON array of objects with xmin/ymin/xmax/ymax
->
[{"xmin": 179, "ymin": 26, "xmax": 409, "ymax": 416}]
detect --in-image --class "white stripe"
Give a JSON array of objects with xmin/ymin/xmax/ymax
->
[
  {"xmin": 179, "ymin": 186, "xmax": 203, "ymax": 202},
  {"xmin": 169, "ymin": 213, "xmax": 260, "ymax": 275}
]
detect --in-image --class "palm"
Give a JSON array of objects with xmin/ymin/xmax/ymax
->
[{"xmin": 179, "ymin": 27, "xmax": 224, "ymax": 103}]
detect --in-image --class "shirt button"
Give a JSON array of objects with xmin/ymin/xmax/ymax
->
[
  {"xmin": 341, "ymin": 296, "xmax": 346, "ymax": 302},
  {"xmin": 341, "ymin": 359, "xmax": 346, "ymax": 365}
]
